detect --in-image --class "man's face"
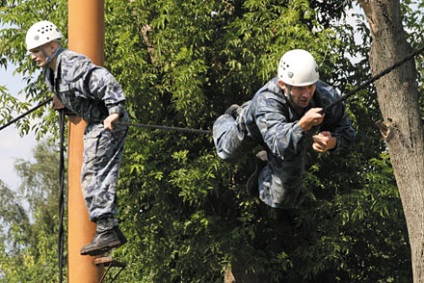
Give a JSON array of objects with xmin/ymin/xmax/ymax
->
[
  {"xmin": 279, "ymin": 81, "xmax": 316, "ymax": 108},
  {"xmin": 29, "ymin": 42, "xmax": 55, "ymax": 67}
]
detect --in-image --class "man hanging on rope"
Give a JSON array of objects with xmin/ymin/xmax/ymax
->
[
  {"xmin": 213, "ymin": 49, "xmax": 356, "ymax": 209},
  {"xmin": 26, "ymin": 21, "xmax": 129, "ymax": 255}
]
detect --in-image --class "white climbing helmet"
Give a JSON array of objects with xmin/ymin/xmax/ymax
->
[
  {"xmin": 26, "ymin": 21, "xmax": 63, "ymax": 51},
  {"xmin": 278, "ymin": 49, "xmax": 319, "ymax": 87}
]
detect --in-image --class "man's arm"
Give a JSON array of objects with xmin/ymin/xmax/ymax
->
[
  {"xmin": 320, "ymin": 103, "xmax": 356, "ymax": 151},
  {"xmin": 315, "ymin": 82, "xmax": 356, "ymax": 151},
  {"xmin": 254, "ymin": 92, "xmax": 309, "ymax": 158}
]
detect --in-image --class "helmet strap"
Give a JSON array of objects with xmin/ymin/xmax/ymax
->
[{"xmin": 41, "ymin": 42, "xmax": 63, "ymax": 68}]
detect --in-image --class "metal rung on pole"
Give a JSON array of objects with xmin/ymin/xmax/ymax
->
[{"xmin": 94, "ymin": 256, "xmax": 126, "ymax": 283}]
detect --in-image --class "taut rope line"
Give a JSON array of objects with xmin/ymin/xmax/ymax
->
[
  {"xmin": 323, "ymin": 45, "xmax": 424, "ymax": 113},
  {"xmin": 0, "ymin": 97, "xmax": 52, "ymax": 131},
  {"xmin": 116, "ymin": 121, "xmax": 212, "ymax": 135},
  {"xmin": 1, "ymin": 46, "xmax": 423, "ymax": 134}
]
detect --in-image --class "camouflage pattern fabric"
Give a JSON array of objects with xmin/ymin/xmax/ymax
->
[
  {"xmin": 213, "ymin": 78, "xmax": 356, "ymax": 209},
  {"xmin": 45, "ymin": 48, "xmax": 128, "ymax": 229},
  {"xmin": 45, "ymin": 48, "xmax": 127, "ymax": 122},
  {"xmin": 82, "ymin": 121, "xmax": 128, "ymax": 230},
  {"xmin": 213, "ymin": 101, "xmax": 256, "ymax": 162}
]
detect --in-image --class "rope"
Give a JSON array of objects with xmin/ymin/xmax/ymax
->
[
  {"xmin": 323, "ymin": 45, "xmax": 424, "ymax": 113},
  {"xmin": 58, "ymin": 110, "xmax": 66, "ymax": 283},
  {"xmin": 117, "ymin": 121, "xmax": 212, "ymax": 135},
  {"xmin": 0, "ymin": 46, "xmax": 421, "ymax": 281},
  {"xmin": 122, "ymin": 47, "xmax": 424, "ymax": 132},
  {"xmin": 2, "ymin": 46, "xmax": 424, "ymax": 136},
  {"xmin": 0, "ymin": 98, "xmax": 52, "ymax": 132}
]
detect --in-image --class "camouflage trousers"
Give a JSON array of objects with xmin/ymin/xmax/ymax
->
[
  {"xmin": 213, "ymin": 104, "xmax": 256, "ymax": 162},
  {"xmin": 81, "ymin": 113, "xmax": 128, "ymax": 231},
  {"xmin": 213, "ymin": 105, "xmax": 305, "ymax": 209},
  {"xmin": 258, "ymin": 153, "xmax": 306, "ymax": 209}
]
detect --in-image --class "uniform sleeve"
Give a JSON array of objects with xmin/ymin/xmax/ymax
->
[
  {"xmin": 254, "ymin": 92, "xmax": 309, "ymax": 159},
  {"xmin": 322, "ymin": 102, "xmax": 356, "ymax": 151},
  {"xmin": 84, "ymin": 66, "xmax": 126, "ymax": 116},
  {"xmin": 317, "ymin": 82, "xmax": 356, "ymax": 151},
  {"xmin": 61, "ymin": 52, "xmax": 126, "ymax": 116}
]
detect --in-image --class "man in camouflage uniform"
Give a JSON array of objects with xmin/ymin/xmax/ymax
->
[
  {"xmin": 213, "ymin": 49, "xmax": 356, "ymax": 209},
  {"xmin": 26, "ymin": 21, "xmax": 128, "ymax": 255}
]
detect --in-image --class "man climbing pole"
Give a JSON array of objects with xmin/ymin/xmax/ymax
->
[
  {"xmin": 213, "ymin": 49, "xmax": 357, "ymax": 209},
  {"xmin": 26, "ymin": 20, "xmax": 129, "ymax": 255}
]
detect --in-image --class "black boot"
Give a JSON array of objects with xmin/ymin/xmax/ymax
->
[
  {"xmin": 80, "ymin": 227, "xmax": 127, "ymax": 256},
  {"xmin": 246, "ymin": 150, "xmax": 268, "ymax": 196},
  {"xmin": 224, "ymin": 104, "xmax": 241, "ymax": 119}
]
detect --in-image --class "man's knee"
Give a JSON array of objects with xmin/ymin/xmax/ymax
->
[{"xmin": 260, "ymin": 175, "xmax": 303, "ymax": 209}]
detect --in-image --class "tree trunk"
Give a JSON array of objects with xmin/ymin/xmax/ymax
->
[{"xmin": 358, "ymin": 1, "xmax": 424, "ymax": 282}]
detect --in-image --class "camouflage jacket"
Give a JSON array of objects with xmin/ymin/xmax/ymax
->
[
  {"xmin": 244, "ymin": 78, "xmax": 356, "ymax": 159},
  {"xmin": 45, "ymin": 48, "xmax": 126, "ymax": 123}
]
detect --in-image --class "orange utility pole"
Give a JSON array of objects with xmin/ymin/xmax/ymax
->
[{"xmin": 68, "ymin": 1, "xmax": 105, "ymax": 282}]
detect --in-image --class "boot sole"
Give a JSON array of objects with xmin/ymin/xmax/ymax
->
[{"xmin": 80, "ymin": 239, "xmax": 124, "ymax": 256}]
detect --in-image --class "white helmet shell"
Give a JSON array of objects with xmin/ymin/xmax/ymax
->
[
  {"xmin": 26, "ymin": 21, "xmax": 63, "ymax": 50},
  {"xmin": 278, "ymin": 49, "xmax": 319, "ymax": 87}
]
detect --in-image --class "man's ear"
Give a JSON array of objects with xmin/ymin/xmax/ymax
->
[
  {"xmin": 278, "ymin": 80, "xmax": 286, "ymax": 91},
  {"xmin": 278, "ymin": 80, "xmax": 292, "ymax": 101},
  {"xmin": 49, "ymin": 41, "xmax": 59, "ymax": 52}
]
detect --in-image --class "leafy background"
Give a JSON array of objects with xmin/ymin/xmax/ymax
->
[{"xmin": 1, "ymin": 0, "xmax": 422, "ymax": 282}]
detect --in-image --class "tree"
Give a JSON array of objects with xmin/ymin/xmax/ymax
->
[
  {"xmin": 358, "ymin": 1, "xmax": 424, "ymax": 282},
  {"xmin": 0, "ymin": 139, "xmax": 65, "ymax": 283},
  {"xmin": 0, "ymin": 0, "xmax": 418, "ymax": 282}
]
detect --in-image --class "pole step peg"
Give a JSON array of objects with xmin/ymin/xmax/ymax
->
[{"xmin": 94, "ymin": 256, "xmax": 126, "ymax": 283}]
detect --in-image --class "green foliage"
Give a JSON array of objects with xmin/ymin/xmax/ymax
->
[
  {"xmin": 0, "ymin": 140, "xmax": 65, "ymax": 282},
  {"xmin": 0, "ymin": 0, "xmax": 419, "ymax": 282},
  {"xmin": 0, "ymin": 0, "xmax": 67, "ymax": 138}
]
